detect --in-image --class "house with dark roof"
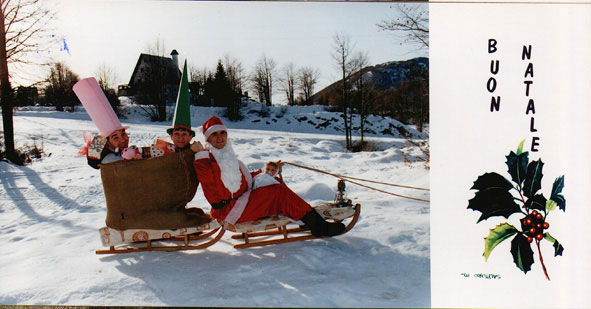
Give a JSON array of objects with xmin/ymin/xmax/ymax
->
[{"xmin": 119, "ymin": 50, "xmax": 181, "ymax": 105}]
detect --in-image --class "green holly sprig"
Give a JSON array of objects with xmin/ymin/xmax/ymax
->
[{"xmin": 468, "ymin": 140, "xmax": 565, "ymax": 280}]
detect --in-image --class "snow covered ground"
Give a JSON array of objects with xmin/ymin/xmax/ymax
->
[{"xmin": 0, "ymin": 103, "xmax": 430, "ymax": 307}]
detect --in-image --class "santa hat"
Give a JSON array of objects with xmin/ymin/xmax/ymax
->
[
  {"xmin": 201, "ymin": 116, "xmax": 227, "ymax": 139},
  {"xmin": 167, "ymin": 60, "xmax": 195, "ymax": 136},
  {"xmin": 73, "ymin": 77, "xmax": 129, "ymax": 138}
]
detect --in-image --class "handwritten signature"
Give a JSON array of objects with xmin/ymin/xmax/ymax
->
[{"xmin": 461, "ymin": 273, "xmax": 501, "ymax": 280}]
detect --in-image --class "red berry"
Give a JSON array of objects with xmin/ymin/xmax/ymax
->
[
  {"xmin": 536, "ymin": 213, "xmax": 542, "ymax": 219},
  {"xmin": 526, "ymin": 219, "xmax": 532, "ymax": 225},
  {"xmin": 527, "ymin": 237, "xmax": 533, "ymax": 243},
  {"xmin": 532, "ymin": 210, "xmax": 538, "ymax": 216},
  {"xmin": 536, "ymin": 234, "xmax": 544, "ymax": 240},
  {"xmin": 543, "ymin": 222, "xmax": 549, "ymax": 229},
  {"xmin": 529, "ymin": 228, "xmax": 536, "ymax": 234},
  {"xmin": 537, "ymin": 223, "xmax": 542, "ymax": 228}
]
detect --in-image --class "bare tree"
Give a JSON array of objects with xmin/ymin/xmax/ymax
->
[
  {"xmin": 189, "ymin": 65, "xmax": 210, "ymax": 98},
  {"xmin": 250, "ymin": 55, "xmax": 276, "ymax": 106},
  {"xmin": 223, "ymin": 54, "xmax": 245, "ymax": 96},
  {"xmin": 95, "ymin": 63, "xmax": 117, "ymax": 92},
  {"xmin": 377, "ymin": 4, "xmax": 429, "ymax": 51},
  {"xmin": 43, "ymin": 62, "xmax": 80, "ymax": 112},
  {"xmin": 280, "ymin": 62, "xmax": 296, "ymax": 106},
  {"xmin": 1, "ymin": 0, "xmax": 53, "ymax": 164},
  {"xmin": 95, "ymin": 63, "xmax": 121, "ymax": 116},
  {"xmin": 297, "ymin": 66, "xmax": 319, "ymax": 106},
  {"xmin": 350, "ymin": 51, "xmax": 371, "ymax": 148},
  {"xmin": 332, "ymin": 34, "xmax": 355, "ymax": 150}
]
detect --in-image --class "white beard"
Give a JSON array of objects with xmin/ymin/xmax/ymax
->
[{"xmin": 207, "ymin": 140, "xmax": 243, "ymax": 193}]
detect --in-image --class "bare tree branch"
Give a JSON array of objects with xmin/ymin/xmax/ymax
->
[{"xmin": 377, "ymin": 4, "xmax": 429, "ymax": 49}]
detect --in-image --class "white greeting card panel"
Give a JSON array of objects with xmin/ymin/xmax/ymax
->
[{"xmin": 430, "ymin": 3, "xmax": 591, "ymax": 308}]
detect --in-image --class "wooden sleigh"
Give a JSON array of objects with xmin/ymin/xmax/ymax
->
[
  {"xmin": 226, "ymin": 201, "xmax": 360, "ymax": 249},
  {"xmin": 94, "ymin": 150, "xmax": 360, "ymax": 254},
  {"xmin": 95, "ymin": 149, "xmax": 225, "ymax": 254}
]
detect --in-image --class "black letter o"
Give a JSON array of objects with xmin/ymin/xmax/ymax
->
[{"xmin": 487, "ymin": 77, "xmax": 497, "ymax": 93}]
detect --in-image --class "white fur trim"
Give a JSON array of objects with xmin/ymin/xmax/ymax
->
[
  {"xmin": 203, "ymin": 124, "xmax": 227, "ymax": 139},
  {"xmin": 194, "ymin": 150, "xmax": 210, "ymax": 160},
  {"xmin": 224, "ymin": 161, "xmax": 252, "ymax": 224},
  {"xmin": 252, "ymin": 173, "xmax": 279, "ymax": 190},
  {"xmin": 239, "ymin": 160, "xmax": 253, "ymax": 190}
]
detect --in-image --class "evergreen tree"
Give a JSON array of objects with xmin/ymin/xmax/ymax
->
[{"xmin": 211, "ymin": 60, "xmax": 241, "ymax": 119}]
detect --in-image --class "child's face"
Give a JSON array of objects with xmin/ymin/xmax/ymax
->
[
  {"xmin": 265, "ymin": 165, "xmax": 277, "ymax": 176},
  {"xmin": 107, "ymin": 129, "xmax": 129, "ymax": 149}
]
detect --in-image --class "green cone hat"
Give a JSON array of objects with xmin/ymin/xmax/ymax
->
[{"xmin": 167, "ymin": 59, "xmax": 195, "ymax": 136}]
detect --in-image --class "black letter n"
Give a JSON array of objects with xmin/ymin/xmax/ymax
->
[
  {"xmin": 491, "ymin": 96, "xmax": 501, "ymax": 112},
  {"xmin": 522, "ymin": 45, "xmax": 532, "ymax": 60}
]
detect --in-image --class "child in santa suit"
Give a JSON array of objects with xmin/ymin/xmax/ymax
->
[{"xmin": 191, "ymin": 116, "xmax": 345, "ymax": 237}]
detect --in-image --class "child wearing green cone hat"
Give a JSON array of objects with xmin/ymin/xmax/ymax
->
[
  {"xmin": 146, "ymin": 59, "xmax": 196, "ymax": 157},
  {"xmin": 167, "ymin": 60, "xmax": 196, "ymax": 153}
]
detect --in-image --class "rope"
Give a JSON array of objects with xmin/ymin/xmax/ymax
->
[
  {"xmin": 339, "ymin": 174, "xmax": 429, "ymax": 191},
  {"xmin": 283, "ymin": 161, "xmax": 430, "ymax": 203}
]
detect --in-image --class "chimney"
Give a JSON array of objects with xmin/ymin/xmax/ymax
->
[{"xmin": 170, "ymin": 49, "xmax": 179, "ymax": 77}]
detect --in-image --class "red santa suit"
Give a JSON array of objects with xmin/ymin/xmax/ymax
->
[{"xmin": 193, "ymin": 146, "xmax": 312, "ymax": 224}]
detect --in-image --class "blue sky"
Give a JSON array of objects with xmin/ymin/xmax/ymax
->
[{"xmin": 37, "ymin": 0, "xmax": 427, "ymax": 103}]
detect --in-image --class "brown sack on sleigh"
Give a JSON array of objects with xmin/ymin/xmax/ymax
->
[{"xmin": 100, "ymin": 149, "xmax": 210, "ymax": 230}]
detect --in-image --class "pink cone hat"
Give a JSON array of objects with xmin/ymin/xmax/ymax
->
[{"xmin": 73, "ymin": 77, "xmax": 128, "ymax": 137}]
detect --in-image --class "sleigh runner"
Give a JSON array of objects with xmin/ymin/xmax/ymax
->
[
  {"xmin": 94, "ymin": 149, "xmax": 361, "ymax": 254},
  {"xmin": 226, "ymin": 201, "xmax": 360, "ymax": 249},
  {"xmin": 96, "ymin": 203, "xmax": 360, "ymax": 254}
]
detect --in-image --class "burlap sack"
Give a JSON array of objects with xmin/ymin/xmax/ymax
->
[{"xmin": 100, "ymin": 149, "xmax": 211, "ymax": 230}]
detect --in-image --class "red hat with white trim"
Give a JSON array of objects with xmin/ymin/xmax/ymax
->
[{"xmin": 201, "ymin": 116, "xmax": 227, "ymax": 139}]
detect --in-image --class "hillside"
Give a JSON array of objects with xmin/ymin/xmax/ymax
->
[{"xmin": 311, "ymin": 57, "xmax": 428, "ymax": 104}]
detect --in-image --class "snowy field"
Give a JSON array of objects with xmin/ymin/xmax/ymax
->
[{"xmin": 0, "ymin": 104, "xmax": 430, "ymax": 307}]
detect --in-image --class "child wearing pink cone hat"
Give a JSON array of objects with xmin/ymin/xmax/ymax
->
[{"xmin": 73, "ymin": 77, "xmax": 133, "ymax": 169}]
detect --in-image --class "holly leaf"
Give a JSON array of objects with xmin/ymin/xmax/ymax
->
[
  {"xmin": 470, "ymin": 172, "xmax": 513, "ymax": 191},
  {"xmin": 516, "ymin": 139, "xmax": 526, "ymax": 156},
  {"xmin": 468, "ymin": 173, "xmax": 521, "ymax": 223},
  {"xmin": 544, "ymin": 233, "xmax": 564, "ymax": 257},
  {"xmin": 523, "ymin": 159, "xmax": 544, "ymax": 198},
  {"xmin": 483, "ymin": 223, "xmax": 518, "ymax": 261},
  {"xmin": 510, "ymin": 233, "xmax": 534, "ymax": 274},
  {"xmin": 506, "ymin": 150, "xmax": 529, "ymax": 187},
  {"xmin": 524, "ymin": 194, "xmax": 547, "ymax": 213},
  {"xmin": 546, "ymin": 199, "xmax": 557, "ymax": 213},
  {"xmin": 550, "ymin": 175, "xmax": 566, "ymax": 211}
]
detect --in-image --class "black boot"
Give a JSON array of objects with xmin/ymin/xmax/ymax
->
[
  {"xmin": 323, "ymin": 220, "xmax": 346, "ymax": 237},
  {"xmin": 301, "ymin": 210, "xmax": 323, "ymax": 237},
  {"xmin": 301, "ymin": 210, "xmax": 346, "ymax": 237}
]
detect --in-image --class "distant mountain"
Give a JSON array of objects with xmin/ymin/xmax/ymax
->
[{"xmin": 311, "ymin": 57, "xmax": 428, "ymax": 105}]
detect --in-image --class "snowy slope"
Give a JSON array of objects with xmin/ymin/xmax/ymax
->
[{"xmin": 0, "ymin": 103, "xmax": 430, "ymax": 307}]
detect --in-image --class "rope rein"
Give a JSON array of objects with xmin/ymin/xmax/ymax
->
[{"xmin": 282, "ymin": 161, "xmax": 430, "ymax": 203}]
